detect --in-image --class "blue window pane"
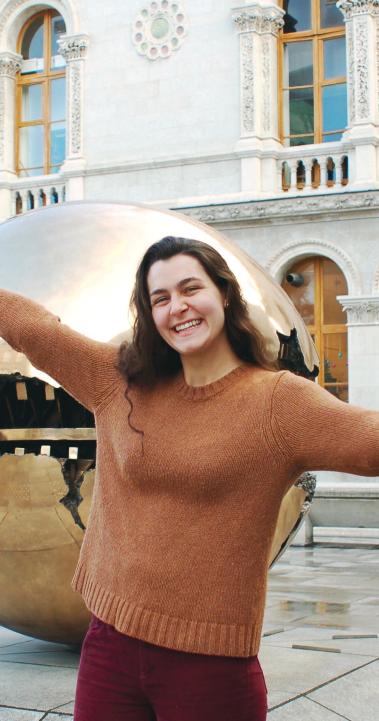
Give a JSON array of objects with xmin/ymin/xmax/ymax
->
[
  {"xmin": 320, "ymin": 0, "xmax": 344, "ymax": 28},
  {"xmin": 322, "ymin": 84, "xmax": 347, "ymax": 132},
  {"xmin": 289, "ymin": 135, "xmax": 314, "ymax": 147},
  {"xmin": 323, "ymin": 132, "xmax": 343, "ymax": 142},
  {"xmin": 284, "ymin": 41, "xmax": 313, "ymax": 87},
  {"xmin": 19, "ymin": 125, "xmax": 44, "ymax": 170},
  {"xmin": 283, "ymin": 0, "xmax": 311, "ymax": 33},
  {"xmin": 324, "ymin": 38, "xmax": 346, "ymax": 80},
  {"xmin": 51, "ymin": 78, "xmax": 66, "ymax": 121},
  {"xmin": 21, "ymin": 84, "xmax": 43, "ymax": 121},
  {"xmin": 21, "ymin": 16, "xmax": 44, "ymax": 59},
  {"xmin": 51, "ymin": 14, "xmax": 66, "ymax": 70},
  {"xmin": 283, "ymin": 87, "xmax": 314, "ymax": 135},
  {"xmin": 50, "ymin": 122, "xmax": 66, "ymax": 165}
]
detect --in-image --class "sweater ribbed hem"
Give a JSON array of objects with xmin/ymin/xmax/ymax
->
[{"xmin": 72, "ymin": 563, "xmax": 262, "ymax": 658}]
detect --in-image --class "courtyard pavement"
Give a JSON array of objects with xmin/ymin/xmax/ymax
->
[{"xmin": 0, "ymin": 545, "xmax": 378, "ymax": 720}]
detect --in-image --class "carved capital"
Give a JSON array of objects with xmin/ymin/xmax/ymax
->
[
  {"xmin": 337, "ymin": 0, "xmax": 379, "ymax": 18},
  {"xmin": 0, "ymin": 51, "xmax": 22, "ymax": 78},
  {"xmin": 58, "ymin": 34, "xmax": 89, "ymax": 61},
  {"xmin": 338, "ymin": 295, "xmax": 379, "ymax": 324},
  {"xmin": 232, "ymin": 4, "xmax": 284, "ymax": 35}
]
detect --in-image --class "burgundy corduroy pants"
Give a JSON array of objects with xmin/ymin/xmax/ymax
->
[{"xmin": 74, "ymin": 615, "xmax": 268, "ymax": 721}]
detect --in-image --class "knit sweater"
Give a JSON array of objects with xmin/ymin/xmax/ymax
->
[{"xmin": 1, "ymin": 289, "xmax": 379, "ymax": 657}]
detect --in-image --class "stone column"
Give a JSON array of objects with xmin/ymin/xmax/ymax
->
[
  {"xmin": 232, "ymin": 2, "xmax": 284, "ymax": 194},
  {"xmin": 0, "ymin": 51, "xmax": 22, "ymax": 221},
  {"xmin": 337, "ymin": 0, "xmax": 379, "ymax": 187},
  {"xmin": 58, "ymin": 34, "xmax": 89, "ymax": 200},
  {"xmin": 338, "ymin": 295, "xmax": 379, "ymax": 409}
]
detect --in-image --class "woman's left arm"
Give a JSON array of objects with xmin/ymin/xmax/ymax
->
[{"xmin": 270, "ymin": 371, "xmax": 379, "ymax": 476}]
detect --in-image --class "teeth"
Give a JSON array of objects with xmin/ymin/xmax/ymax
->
[{"xmin": 175, "ymin": 319, "xmax": 201, "ymax": 332}]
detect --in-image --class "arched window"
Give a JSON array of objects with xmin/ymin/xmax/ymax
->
[
  {"xmin": 16, "ymin": 10, "xmax": 66, "ymax": 176},
  {"xmin": 282, "ymin": 257, "xmax": 348, "ymax": 401},
  {"xmin": 279, "ymin": 1, "xmax": 347, "ymax": 146}
]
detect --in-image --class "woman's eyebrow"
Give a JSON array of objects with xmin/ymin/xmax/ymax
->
[{"xmin": 149, "ymin": 276, "xmax": 202, "ymax": 297}]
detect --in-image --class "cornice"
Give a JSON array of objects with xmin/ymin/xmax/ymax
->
[
  {"xmin": 177, "ymin": 191, "xmax": 379, "ymax": 224},
  {"xmin": 232, "ymin": 4, "xmax": 284, "ymax": 35},
  {"xmin": 337, "ymin": 294, "xmax": 379, "ymax": 324},
  {"xmin": 0, "ymin": 50, "xmax": 21, "ymax": 77},
  {"xmin": 58, "ymin": 33, "xmax": 89, "ymax": 61},
  {"xmin": 337, "ymin": 0, "xmax": 379, "ymax": 18}
]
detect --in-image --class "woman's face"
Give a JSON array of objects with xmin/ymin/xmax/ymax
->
[{"xmin": 147, "ymin": 254, "xmax": 226, "ymax": 356}]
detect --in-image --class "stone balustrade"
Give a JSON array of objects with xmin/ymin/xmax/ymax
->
[
  {"xmin": 12, "ymin": 179, "xmax": 66, "ymax": 216},
  {"xmin": 279, "ymin": 147, "xmax": 349, "ymax": 194}
]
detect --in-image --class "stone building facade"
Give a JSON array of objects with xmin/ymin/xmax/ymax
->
[{"xmin": 0, "ymin": 0, "xmax": 379, "ymax": 544}]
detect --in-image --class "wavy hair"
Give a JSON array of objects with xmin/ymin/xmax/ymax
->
[{"xmin": 117, "ymin": 236, "xmax": 277, "ymax": 388}]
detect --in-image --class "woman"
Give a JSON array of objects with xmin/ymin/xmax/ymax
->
[{"xmin": 1, "ymin": 236, "xmax": 379, "ymax": 721}]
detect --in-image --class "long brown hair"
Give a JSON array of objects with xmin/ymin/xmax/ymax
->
[{"xmin": 117, "ymin": 236, "xmax": 277, "ymax": 387}]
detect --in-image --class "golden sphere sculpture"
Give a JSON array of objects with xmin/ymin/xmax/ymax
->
[{"xmin": 0, "ymin": 202, "xmax": 318, "ymax": 644}]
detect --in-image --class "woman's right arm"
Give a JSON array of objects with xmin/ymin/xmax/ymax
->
[{"xmin": 0, "ymin": 289, "xmax": 121, "ymax": 413}]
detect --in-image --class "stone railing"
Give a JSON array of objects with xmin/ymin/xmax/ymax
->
[
  {"xmin": 11, "ymin": 177, "xmax": 66, "ymax": 216},
  {"xmin": 278, "ymin": 145, "xmax": 349, "ymax": 194}
]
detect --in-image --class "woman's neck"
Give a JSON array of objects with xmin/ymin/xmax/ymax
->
[{"xmin": 180, "ymin": 336, "xmax": 243, "ymax": 387}]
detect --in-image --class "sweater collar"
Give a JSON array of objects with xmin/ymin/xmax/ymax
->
[{"xmin": 174, "ymin": 363, "xmax": 252, "ymax": 401}]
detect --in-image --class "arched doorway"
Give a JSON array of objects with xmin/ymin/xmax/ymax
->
[{"xmin": 282, "ymin": 256, "xmax": 348, "ymax": 400}]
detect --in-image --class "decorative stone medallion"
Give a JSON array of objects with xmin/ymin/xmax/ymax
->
[{"xmin": 132, "ymin": 1, "xmax": 188, "ymax": 60}]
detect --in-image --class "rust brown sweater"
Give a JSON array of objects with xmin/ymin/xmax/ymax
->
[{"xmin": 1, "ymin": 289, "xmax": 379, "ymax": 657}]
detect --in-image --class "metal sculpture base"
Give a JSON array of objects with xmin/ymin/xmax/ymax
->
[{"xmin": 0, "ymin": 452, "xmax": 316, "ymax": 644}]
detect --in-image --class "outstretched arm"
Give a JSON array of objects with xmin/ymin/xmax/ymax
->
[
  {"xmin": 271, "ymin": 371, "xmax": 379, "ymax": 477},
  {"xmin": 0, "ymin": 289, "xmax": 120, "ymax": 413}
]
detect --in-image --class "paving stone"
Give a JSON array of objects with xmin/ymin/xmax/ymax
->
[
  {"xmin": 43, "ymin": 715, "xmax": 73, "ymax": 720},
  {"xmin": 50, "ymin": 701, "xmax": 75, "ymax": 713},
  {"xmin": 0, "ymin": 662, "xmax": 77, "ymax": 711},
  {"xmin": 259, "ymin": 645, "xmax": 373, "ymax": 695},
  {"xmin": 262, "ymin": 625, "xmax": 379, "ymax": 656},
  {"xmin": 268, "ymin": 696, "xmax": 351, "ymax": 719},
  {"xmin": 0, "ymin": 627, "xmax": 33, "ymax": 649},
  {"xmin": 0, "ymin": 647, "xmax": 79, "ymax": 668},
  {"xmin": 308, "ymin": 659, "xmax": 379, "ymax": 721},
  {"xmin": 0, "ymin": 710, "xmax": 44, "ymax": 721}
]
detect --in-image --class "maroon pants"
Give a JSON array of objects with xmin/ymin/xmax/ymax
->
[{"xmin": 74, "ymin": 615, "xmax": 268, "ymax": 721}]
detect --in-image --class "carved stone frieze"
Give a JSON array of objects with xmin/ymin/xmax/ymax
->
[
  {"xmin": 178, "ymin": 191, "xmax": 379, "ymax": 225},
  {"xmin": 338, "ymin": 0, "xmax": 379, "ymax": 18},
  {"xmin": 261, "ymin": 36, "xmax": 271, "ymax": 133},
  {"xmin": 240, "ymin": 32, "xmax": 255, "ymax": 133},
  {"xmin": 338, "ymin": 296, "xmax": 379, "ymax": 324},
  {"xmin": 69, "ymin": 63, "xmax": 82, "ymax": 155},
  {"xmin": 58, "ymin": 34, "xmax": 89, "ymax": 61},
  {"xmin": 346, "ymin": 21, "xmax": 356, "ymax": 123},
  {"xmin": 355, "ymin": 18, "xmax": 370, "ymax": 119}
]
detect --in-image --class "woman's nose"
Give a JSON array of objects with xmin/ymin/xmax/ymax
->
[{"xmin": 169, "ymin": 295, "xmax": 188, "ymax": 314}]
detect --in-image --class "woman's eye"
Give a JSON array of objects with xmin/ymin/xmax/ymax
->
[
  {"xmin": 153, "ymin": 296, "xmax": 168, "ymax": 305},
  {"xmin": 185, "ymin": 286, "xmax": 200, "ymax": 293}
]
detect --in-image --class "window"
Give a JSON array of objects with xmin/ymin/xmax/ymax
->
[
  {"xmin": 16, "ymin": 10, "xmax": 66, "ymax": 176},
  {"xmin": 279, "ymin": 1, "xmax": 347, "ymax": 146},
  {"xmin": 282, "ymin": 257, "xmax": 348, "ymax": 401}
]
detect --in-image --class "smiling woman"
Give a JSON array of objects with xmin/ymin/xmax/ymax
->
[
  {"xmin": 118, "ymin": 235, "xmax": 274, "ymax": 389},
  {"xmin": 1, "ymin": 229, "xmax": 379, "ymax": 721}
]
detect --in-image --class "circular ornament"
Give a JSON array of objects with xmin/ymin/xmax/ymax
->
[{"xmin": 133, "ymin": 1, "xmax": 188, "ymax": 59}]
